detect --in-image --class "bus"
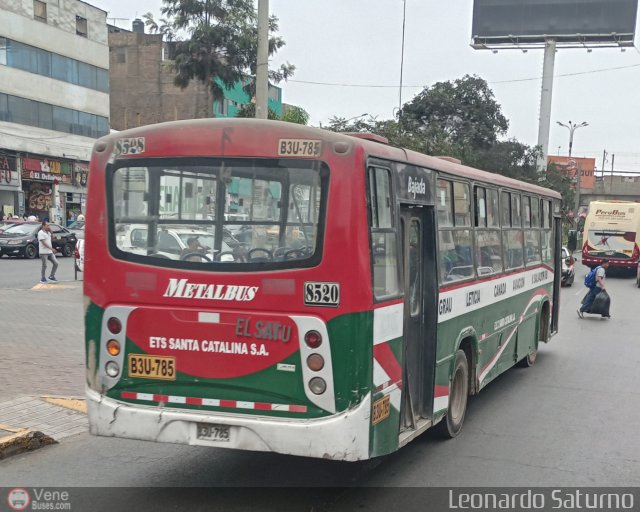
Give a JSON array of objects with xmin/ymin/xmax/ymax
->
[
  {"xmin": 581, "ymin": 200, "xmax": 640, "ymax": 270},
  {"xmin": 84, "ymin": 119, "xmax": 562, "ymax": 461}
]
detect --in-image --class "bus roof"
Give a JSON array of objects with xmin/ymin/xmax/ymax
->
[{"xmin": 103, "ymin": 118, "xmax": 561, "ymax": 200}]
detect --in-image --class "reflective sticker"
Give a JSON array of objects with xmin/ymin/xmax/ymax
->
[{"xmin": 372, "ymin": 395, "xmax": 390, "ymax": 425}]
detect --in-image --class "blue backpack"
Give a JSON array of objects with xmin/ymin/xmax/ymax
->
[{"xmin": 584, "ymin": 266, "xmax": 601, "ymax": 288}]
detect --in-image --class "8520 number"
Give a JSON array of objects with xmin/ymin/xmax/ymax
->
[{"xmin": 304, "ymin": 282, "xmax": 340, "ymax": 307}]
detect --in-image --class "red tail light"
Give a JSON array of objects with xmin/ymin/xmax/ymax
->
[
  {"xmin": 107, "ymin": 317, "xmax": 122, "ymax": 335},
  {"xmin": 304, "ymin": 330, "xmax": 322, "ymax": 349},
  {"xmin": 74, "ymin": 247, "xmax": 80, "ymax": 258}
]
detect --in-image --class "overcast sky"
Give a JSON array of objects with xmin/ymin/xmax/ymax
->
[{"xmin": 91, "ymin": 0, "xmax": 640, "ymax": 173}]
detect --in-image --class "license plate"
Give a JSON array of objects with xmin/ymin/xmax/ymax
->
[
  {"xmin": 128, "ymin": 354, "xmax": 176, "ymax": 380},
  {"xmin": 197, "ymin": 423, "xmax": 232, "ymax": 442},
  {"xmin": 372, "ymin": 395, "xmax": 390, "ymax": 425}
]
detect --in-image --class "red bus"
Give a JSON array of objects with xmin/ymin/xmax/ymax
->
[{"xmin": 85, "ymin": 119, "xmax": 561, "ymax": 461}]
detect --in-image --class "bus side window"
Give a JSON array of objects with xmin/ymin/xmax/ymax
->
[{"xmin": 369, "ymin": 167, "xmax": 400, "ymax": 299}]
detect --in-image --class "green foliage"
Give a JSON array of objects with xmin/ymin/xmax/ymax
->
[
  {"xmin": 236, "ymin": 103, "xmax": 279, "ymax": 120},
  {"xmin": 399, "ymin": 75, "xmax": 508, "ymax": 152},
  {"xmin": 156, "ymin": 0, "xmax": 295, "ymax": 104},
  {"xmin": 324, "ymin": 75, "xmax": 573, "ymax": 209},
  {"xmin": 281, "ymin": 106, "xmax": 310, "ymax": 125}
]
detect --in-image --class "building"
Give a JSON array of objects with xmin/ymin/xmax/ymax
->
[
  {"xmin": 0, "ymin": 0, "xmax": 109, "ymax": 222},
  {"xmin": 213, "ymin": 78, "xmax": 282, "ymax": 118},
  {"xmin": 108, "ymin": 21, "xmax": 283, "ymax": 130},
  {"xmin": 547, "ymin": 156, "xmax": 597, "ymax": 193},
  {"xmin": 108, "ymin": 22, "xmax": 212, "ymax": 130}
]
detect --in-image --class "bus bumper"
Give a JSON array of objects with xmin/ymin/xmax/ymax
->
[
  {"xmin": 86, "ymin": 388, "xmax": 371, "ymax": 461},
  {"xmin": 582, "ymin": 255, "xmax": 636, "ymax": 269}
]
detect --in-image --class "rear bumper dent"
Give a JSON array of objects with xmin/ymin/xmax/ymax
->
[{"xmin": 86, "ymin": 388, "xmax": 371, "ymax": 461}]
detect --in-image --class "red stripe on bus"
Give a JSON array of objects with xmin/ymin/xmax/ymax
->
[
  {"xmin": 254, "ymin": 402, "xmax": 272, "ymax": 411},
  {"xmin": 121, "ymin": 391, "xmax": 137, "ymax": 400},
  {"xmin": 373, "ymin": 343, "xmax": 403, "ymax": 388},
  {"xmin": 289, "ymin": 405, "xmax": 308, "ymax": 413},
  {"xmin": 153, "ymin": 394, "xmax": 169, "ymax": 402},
  {"xmin": 220, "ymin": 400, "xmax": 237, "ymax": 408},
  {"xmin": 186, "ymin": 397, "xmax": 202, "ymax": 405},
  {"xmin": 434, "ymin": 385, "xmax": 449, "ymax": 398}
]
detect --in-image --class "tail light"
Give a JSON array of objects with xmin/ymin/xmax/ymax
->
[
  {"xmin": 106, "ymin": 339, "xmax": 121, "ymax": 356},
  {"xmin": 304, "ymin": 330, "xmax": 322, "ymax": 349},
  {"xmin": 308, "ymin": 377, "xmax": 327, "ymax": 395},
  {"xmin": 107, "ymin": 317, "xmax": 122, "ymax": 335},
  {"xmin": 74, "ymin": 247, "xmax": 80, "ymax": 258},
  {"xmin": 306, "ymin": 354, "xmax": 325, "ymax": 371}
]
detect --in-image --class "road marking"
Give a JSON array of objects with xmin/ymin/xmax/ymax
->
[
  {"xmin": 41, "ymin": 396, "xmax": 87, "ymax": 414},
  {"xmin": 31, "ymin": 283, "xmax": 78, "ymax": 290}
]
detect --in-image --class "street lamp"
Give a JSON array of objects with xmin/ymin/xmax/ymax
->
[
  {"xmin": 556, "ymin": 120, "xmax": 588, "ymax": 158},
  {"xmin": 557, "ymin": 120, "xmax": 588, "ymax": 217}
]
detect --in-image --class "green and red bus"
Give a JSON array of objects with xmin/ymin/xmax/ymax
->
[{"xmin": 84, "ymin": 119, "xmax": 561, "ymax": 461}]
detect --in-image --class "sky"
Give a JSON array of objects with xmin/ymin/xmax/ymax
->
[{"xmin": 91, "ymin": 0, "xmax": 640, "ymax": 173}]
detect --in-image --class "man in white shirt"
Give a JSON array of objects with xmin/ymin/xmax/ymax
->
[{"xmin": 38, "ymin": 221, "xmax": 58, "ymax": 283}]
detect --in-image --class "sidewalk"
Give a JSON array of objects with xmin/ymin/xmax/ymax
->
[{"xmin": 0, "ymin": 282, "xmax": 88, "ymax": 457}]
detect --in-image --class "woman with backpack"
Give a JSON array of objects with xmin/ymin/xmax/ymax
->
[{"xmin": 578, "ymin": 260, "xmax": 610, "ymax": 318}]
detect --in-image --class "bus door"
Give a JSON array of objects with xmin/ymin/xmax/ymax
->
[
  {"xmin": 399, "ymin": 205, "xmax": 438, "ymax": 431},
  {"xmin": 551, "ymin": 215, "xmax": 562, "ymax": 334}
]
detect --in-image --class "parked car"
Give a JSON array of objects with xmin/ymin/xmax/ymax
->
[
  {"xmin": 74, "ymin": 238, "xmax": 85, "ymax": 279},
  {"xmin": 0, "ymin": 219, "xmax": 25, "ymax": 234},
  {"xmin": 0, "ymin": 222, "xmax": 77, "ymax": 258},
  {"xmin": 561, "ymin": 246, "xmax": 575, "ymax": 287},
  {"xmin": 119, "ymin": 224, "xmax": 233, "ymax": 261},
  {"xmin": 66, "ymin": 219, "xmax": 85, "ymax": 239}
]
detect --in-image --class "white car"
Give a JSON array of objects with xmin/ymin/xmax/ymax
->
[
  {"xmin": 119, "ymin": 225, "xmax": 233, "ymax": 261},
  {"xmin": 74, "ymin": 238, "xmax": 85, "ymax": 279}
]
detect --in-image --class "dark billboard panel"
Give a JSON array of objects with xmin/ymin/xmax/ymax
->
[{"xmin": 472, "ymin": 0, "xmax": 638, "ymax": 47}]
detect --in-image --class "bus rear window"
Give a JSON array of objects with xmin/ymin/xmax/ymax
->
[{"xmin": 109, "ymin": 158, "xmax": 328, "ymax": 269}]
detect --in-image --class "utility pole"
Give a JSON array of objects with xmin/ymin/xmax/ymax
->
[
  {"xmin": 398, "ymin": 0, "xmax": 407, "ymax": 115},
  {"xmin": 255, "ymin": 0, "xmax": 269, "ymax": 120},
  {"xmin": 601, "ymin": 150, "xmax": 607, "ymax": 179},
  {"xmin": 610, "ymin": 154, "xmax": 615, "ymax": 189},
  {"xmin": 536, "ymin": 40, "xmax": 557, "ymax": 172}
]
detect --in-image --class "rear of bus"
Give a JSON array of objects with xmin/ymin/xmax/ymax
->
[
  {"xmin": 84, "ymin": 119, "xmax": 380, "ymax": 461},
  {"xmin": 582, "ymin": 201, "xmax": 640, "ymax": 269}
]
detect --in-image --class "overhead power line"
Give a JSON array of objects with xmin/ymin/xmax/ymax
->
[{"xmin": 288, "ymin": 59, "xmax": 640, "ymax": 89}]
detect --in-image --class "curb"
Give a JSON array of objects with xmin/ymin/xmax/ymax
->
[
  {"xmin": 0, "ymin": 429, "xmax": 57, "ymax": 460},
  {"xmin": 0, "ymin": 396, "xmax": 87, "ymax": 460}
]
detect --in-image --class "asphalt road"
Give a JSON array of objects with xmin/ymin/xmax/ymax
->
[
  {"xmin": 0, "ymin": 253, "xmax": 79, "ymax": 289},
  {"xmin": 1, "ymin": 263, "xmax": 639, "ymax": 511}
]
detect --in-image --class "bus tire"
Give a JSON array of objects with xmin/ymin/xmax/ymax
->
[{"xmin": 435, "ymin": 349, "xmax": 469, "ymax": 439}]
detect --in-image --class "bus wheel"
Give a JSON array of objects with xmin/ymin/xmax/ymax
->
[
  {"xmin": 518, "ymin": 348, "xmax": 537, "ymax": 367},
  {"xmin": 435, "ymin": 350, "xmax": 469, "ymax": 438}
]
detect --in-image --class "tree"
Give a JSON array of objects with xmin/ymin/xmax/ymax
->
[
  {"xmin": 142, "ymin": 12, "xmax": 176, "ymax": 42},
  {"xmin": 155, "ymin": 0, "xmax": 295, "ymax": 105},
  {"xmin": 281, "ymin": 106, "xmax": 310, "ymax": 125},
  {"xmin": 235, "ymin": 102, "xmax": 279, "ymax": 120},
  {"xmin": 399, "ymin": 75, "xmax": 509, "ymax": 153}
]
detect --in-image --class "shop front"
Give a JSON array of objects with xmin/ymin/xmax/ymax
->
[
  {"xmin": 0, "ymin": 155, "xmax": 21, "ymax": 218},
  {"xmin": 20, "ymin": 156, "xmax": 89, "ymax": 223}
]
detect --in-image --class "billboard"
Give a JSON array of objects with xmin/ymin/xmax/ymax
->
[
  {"xmin": 547, "ymin": 156, "xmax": 596, "ymax": 190},
  {"xmin": 471, "ymin": 0, "xmax": 638, "ymax": 48}
]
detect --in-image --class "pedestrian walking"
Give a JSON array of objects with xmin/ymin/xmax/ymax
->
[
  {"xmin": 38, "ymin": 221, "xmax": 58, "ymax": 283},
  {"xmin": 578, "ymin": 260, "xmax": 610, "ymax": 318}
]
